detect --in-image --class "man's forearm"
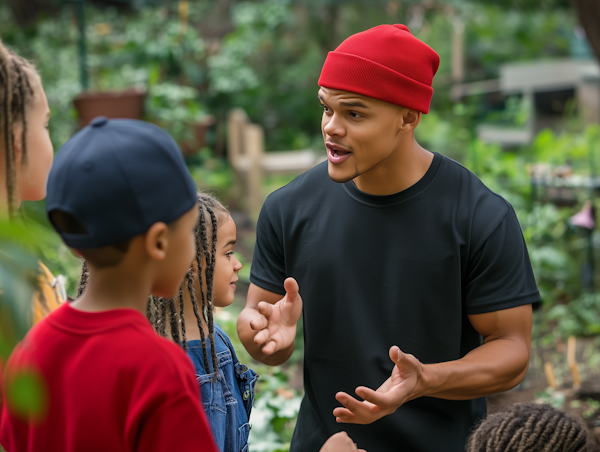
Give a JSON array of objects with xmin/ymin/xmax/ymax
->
[
  {"xmin": 236, "ymin": 307, "xmax": 295, "ymax": 366},
  {"xmin": 415, "ymin": 337, "xmax": 529, "ymax": 401}
]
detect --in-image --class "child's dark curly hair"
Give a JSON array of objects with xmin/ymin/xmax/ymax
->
[{"xmin": 467, "ymin": 402, "xmax": 590, "ymax": 452}]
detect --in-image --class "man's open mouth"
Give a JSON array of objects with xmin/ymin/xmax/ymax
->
[{"xmin": 327, "ymin": 144, "xmax": 352, "ymax": 164}]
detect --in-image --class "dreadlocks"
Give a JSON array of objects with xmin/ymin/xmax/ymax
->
[
  {"xmin": 76, "ymin": 192, "xmax": 229, "ymax": 377},
  {"xmin": 0, "ymin": 40, "xmax": 37, "ymax": 218},
  {"xmin": 151, "ymin": 192, "xmax": 228, "ymax": 377},
  {"xmin": 467, "ymin": 402, "xmax": 590, "ymax": 452}
]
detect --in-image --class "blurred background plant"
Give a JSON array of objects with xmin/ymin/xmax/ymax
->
[
  {"xmin": 3, "ymin": 0, "xmax": 600, "ymax": 448},
  {"xmin": 0, "ymin": 218, "xmax": 54, "ymax": 427}
]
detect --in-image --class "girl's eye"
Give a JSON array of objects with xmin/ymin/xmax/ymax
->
[
  {"xmin": 320, "ymin": 103, "xmax": 331, "ymax": 113},
  {"xmin": 349, "ymin": 112, "xmax": 362, "ymax": 119},
  {"xmin": 226, "ymin": 251, "xmax": 234, "ymax": 259}
]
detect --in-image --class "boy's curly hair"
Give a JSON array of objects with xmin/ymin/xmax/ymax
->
[{"xmin": 467, "ymin": 402, "xmax": 590, "ymax": 452}]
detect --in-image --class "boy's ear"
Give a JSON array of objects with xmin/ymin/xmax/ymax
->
[{"xmin": 145, "ymin": 222, "xmax": 169, "ymax": 261}]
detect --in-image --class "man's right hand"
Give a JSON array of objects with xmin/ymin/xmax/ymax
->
[
  {"xmin": 249, "ymin": 277, "xmax": 302, "ymax": 355},
  {"xmin": 320, "ymin": 432, "xmax": 366, "ymax": 452}
]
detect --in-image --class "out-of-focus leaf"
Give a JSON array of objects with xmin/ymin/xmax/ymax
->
[{"xmin": 5, "ymin": 369, "xmax": 48, "ymax": 422}]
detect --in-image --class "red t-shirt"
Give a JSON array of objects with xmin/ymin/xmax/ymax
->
[{"xmin": 0, "ymin": 303, "xmax": 218, "ymax": 452}]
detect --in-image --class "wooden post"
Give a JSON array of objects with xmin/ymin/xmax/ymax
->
[
  {"xmin": 244, "ymin": 124, "xmax": 264, "ymax": 220},
  {"xmin": 567, "ymin": 336, "xmax": 581, "ymax": 389},
  {"xmin": 178, "ymin": 1, "xmax": 189, "ymax": 34},
  {"xmin": 227, "ymin": 109, "xmax": 247, "ymax": 168},
  {"xmin": 452, "ymin": 18, "xmax": 465, "ymax": 84},
  {"xmin": 544, "ymin": 362, "xmax": 557, "ymax": 389}
]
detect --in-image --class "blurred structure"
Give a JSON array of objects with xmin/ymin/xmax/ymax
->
[
  {"xmin": 227, "ymin": 109, "xmax": 325, "ymax": 217},
  {"xmin": 453, "ymin": 58, "xmax": 600, "ymax": 147}
]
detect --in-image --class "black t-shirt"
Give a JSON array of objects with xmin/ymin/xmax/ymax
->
[{"xmin": 250, "ymin": 153, "xmax": 540, "ymax": 452}]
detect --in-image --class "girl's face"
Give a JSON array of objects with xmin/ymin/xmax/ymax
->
[
  {"xmin": 15, "ymin": 75, "xmax": 53, "ymax": 202},
  {"xmin": 212, "ymin": 215, "xmax": 242, "ymax": 307}
]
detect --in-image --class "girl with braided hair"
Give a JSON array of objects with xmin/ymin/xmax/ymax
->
[
  {"xmin": 148, "ymin": 192, "xmax": 258, "ymax": 452},
  {"xmin": 467, "ymin": 402, "xmax": 592, "ymax": 452},
  {"xmin": 0, "ymin": 39, "xmax": 65, "ymax": 322}
]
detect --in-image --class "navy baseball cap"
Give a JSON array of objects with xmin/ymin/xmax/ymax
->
[{"xmin": 46, "ymin": 117, "xmax": 197, "ymax": 249}]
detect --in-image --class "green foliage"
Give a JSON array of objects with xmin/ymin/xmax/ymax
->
[
  {"xmin": 0, "ymin": 217, "xmax": 51, "ymax": 420},
  {"xmin": 0, "ymin": 220, "xmax": 40, "ymax": 359},
  {"xmin": 5, "ymin": 369, "xmax": 48, "ymax": 422},
  {"xmin": 548, "ymin": 293, "xmax": 600, "ymax": 337},
  {"xmin": 249, "ymin": 370, "xmax": 302, "ymax": 452},
  {"xmin": 583, "ymin": 398, "xmax": 600, "ymax": 419},
  {"xmin": 535, "ymin": 388, "xmax": 566, "ymax": 408},
  {"xmin": 146, "ymin": 80, "xmax": 206, "ymax": 143}
]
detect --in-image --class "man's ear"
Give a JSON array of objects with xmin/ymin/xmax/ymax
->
[
  {"xmin": 145, "ymin": 222, "xmax": 169, "ymax": 261},
  {"xmin": 12, "ymin": 121, "xmax": 23, "ymax": 165},
  {"xmin": 398, "ymin": 109, "xmax": 422, "ymax": 134}
]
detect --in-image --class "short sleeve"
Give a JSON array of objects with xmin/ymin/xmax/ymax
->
[
  {"xmin": 465, "ymin": 206, "xmax": 540, "ymax": 315},
  {"xmin": 250, "ymin": 200, "xmax": 287, "ymax": 295}
]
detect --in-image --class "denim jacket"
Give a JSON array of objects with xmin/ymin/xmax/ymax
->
[{"xmin": 187, "ymin": 324, "xmax": 258, "ymax": 452}]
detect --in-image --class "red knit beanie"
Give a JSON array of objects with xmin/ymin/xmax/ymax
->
[{"xmin": 318, "ymin": 24, "xmax": 440, "ymax": 113}]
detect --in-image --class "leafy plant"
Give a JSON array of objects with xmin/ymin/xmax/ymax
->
[
  {"xmin": 547, "ymin": 293, "xmax": 600, "ymax": 338},
  {"xmin": 249, "ymin": 370, "xmax": 302, "ymax": 452},
  {"xmin": 0, "ymin": 217, "xmax": 53, "ymax": 420},
  {"xmin": 535, "ymin": 388, "xmax": 566, "ymax": 409}
]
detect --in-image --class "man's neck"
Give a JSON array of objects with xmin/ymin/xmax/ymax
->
[{"xmin": 353, "ymin": 137, "xmax": 434, "ymax": 196}]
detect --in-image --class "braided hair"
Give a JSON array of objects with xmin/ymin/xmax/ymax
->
[
  {"xmin": 467, "ymin": 402, "xmax": 590, "ymax": 452},
  {"xmin": 0, "ymin": 40, "xmax": 38, "ymax": 217},
  {"xmin": 148, "ymin": 192, "xmax": 228, "ymax": 376},
  {"xmin": 77, "ymin": 192, "xmax": 229, "ymax": 377}
]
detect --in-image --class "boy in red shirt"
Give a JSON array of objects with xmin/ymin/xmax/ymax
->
[{"xmin": 0, "ymin": 117, "xmax": 218, "ymax": 452}]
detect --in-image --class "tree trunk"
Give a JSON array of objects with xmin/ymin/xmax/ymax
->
[{"xmin": 571, "ymin": 0, "xmax": 600, "ymax": 63}]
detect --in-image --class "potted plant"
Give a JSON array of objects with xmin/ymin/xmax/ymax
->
[{"xmin": 146, "ymin": 81, "xmax": 214, "ymax": 156}]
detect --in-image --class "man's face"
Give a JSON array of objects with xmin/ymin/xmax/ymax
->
[{"xmin": 319, "ymin": 87, "xmax": 409, "ymax": 184}]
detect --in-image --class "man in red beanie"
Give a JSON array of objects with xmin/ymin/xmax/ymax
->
[{"xmin": 238, "ymin": 24, "xmax": 538, "ymax": 452}]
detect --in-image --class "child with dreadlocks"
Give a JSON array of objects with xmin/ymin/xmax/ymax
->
[
  {"xmin": 466, "ymin": 402, "xmax": 594, "ymax": 452},
  {"xmin": 0, "ymin": 39, "xmax": 65, "ymax": 323}
]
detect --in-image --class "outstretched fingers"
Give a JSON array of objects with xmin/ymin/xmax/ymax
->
[
  {"xmin": 354, "ymin": 386, "xmax": 395, "ymax": 409},
  {"xmin": 333, "ymin": 392, "xmax": 381, "ymax": 424}
]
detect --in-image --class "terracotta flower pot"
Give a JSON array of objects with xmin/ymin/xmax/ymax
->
[
  {"xmin": 73, "ymin": 88, "xmax": 146, "ymax": 128},
  {"xmin": 179, "ymin": 115, "xmax": 216, "ymax": 156}
]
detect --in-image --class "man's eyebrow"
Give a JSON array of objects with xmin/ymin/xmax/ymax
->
[
  {"xmin": 318, "ymin": 94, "xmax": 369, "ymax": 109},
  {"xmin": 339, "ymin": 100, "xmax": 369, "ymax": 109},
  {"xmin": 222, "ymin": 239, "xmax": 237, "ymax": 248}
]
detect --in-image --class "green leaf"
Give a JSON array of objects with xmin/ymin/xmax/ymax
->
[{"xmin": 6, "ymin": 369, "xmax": 48, "ymax": 421}]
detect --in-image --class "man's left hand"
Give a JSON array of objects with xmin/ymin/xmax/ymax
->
[{"xmin": 333, "ymin": 346, "xmax": 424, "ymax": 424}]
